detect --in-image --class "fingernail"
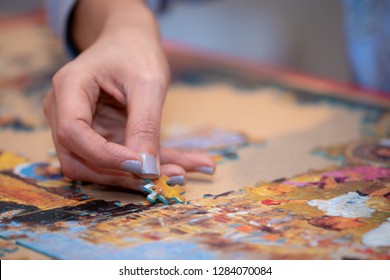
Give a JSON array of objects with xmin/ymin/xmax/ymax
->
[
  {"xmin": 121, "ymin": 160, "xmax": 142, "ymax": 174},
  {"xmin": 196, "ymin": 166, "xmax": 214, "ymax": 175},
  {"xmin": 167, "ymin": 175, "xmax": 186, "ymax": 186},
  {"xmin": 139, "ymin": 152, "xmax": 160, "ymax": 179}
]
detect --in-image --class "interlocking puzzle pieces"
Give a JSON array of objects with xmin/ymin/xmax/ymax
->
[{"xmin": 142, "ymin": 175, "xmax": 186, "ymax": 205}]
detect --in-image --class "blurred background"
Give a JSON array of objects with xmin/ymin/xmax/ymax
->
[{"xmin": 1, "ymin": 0, "xmax": 350, "ymax": 82}]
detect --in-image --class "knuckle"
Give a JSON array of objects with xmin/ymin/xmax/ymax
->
[
  {"xmin": 92, "ymin": 148, "xmax": 106, "ymax": 167},
  {"xmin": 137, "ymin": 72, "xmax": 169, "ymax": 92},
  {"xmin": 56, "ymin": 122, "xmax": 72, "ymax": 146},
  {"xmin": 51, "ymin": 61, "xmax": 79, "ymax": 90},
  {"xmin": 130, "ymin": 120, "xmax": 159, "ymax": 141},
  {"xmin": 52, "ymin": 66, "xmax": 68, "ymax": 88}
]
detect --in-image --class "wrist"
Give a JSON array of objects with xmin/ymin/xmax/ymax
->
[{"xmin": 71, "ymin": 0, "xmax": 159, "ymax": 51}]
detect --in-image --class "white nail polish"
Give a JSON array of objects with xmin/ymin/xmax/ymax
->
[
  {"xmin": 139, "ymin": 152, "xmax": 160, "ymax": 179},
  {"xmin": 167, "ymin": 175, "xmax": 186, "ymax": 186},
  {"xmin": 196, "ymin": 166, "xmax": 214, "ymax": 175},
  {"xmin": 121, "ymin": 160, "xmax": 142, "ymax": 174}
]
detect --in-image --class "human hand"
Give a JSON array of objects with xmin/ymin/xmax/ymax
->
[{"xmin": 44, "ymin": 0, "xmax": 215, "ymax": 190}]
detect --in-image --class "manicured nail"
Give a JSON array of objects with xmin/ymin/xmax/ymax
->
[
  {"xmin": 196, "ymin": 166, "xmax": 214, "ymax": 175},
  {"xmin": 139, "ymin": 152, "xmax": 160, "ymax": 179},
  {"xmin": 121, "ymin": 160, "xmax": 142, "ymax": 174},
  {"xmin": 167, "ymin": 175, "xmax": 186, "ymax": 186}
]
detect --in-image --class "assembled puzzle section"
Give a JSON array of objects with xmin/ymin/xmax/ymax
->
[
  {"xmin": 0, "ymin": 151, "xmax": 389, "ymax": 259},
  {"xmin": 0, "ymin": 10, "xmax": 390, "ymax": 260}
]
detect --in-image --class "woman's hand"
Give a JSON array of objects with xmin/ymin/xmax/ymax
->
[{"xmin": 44, "ymin": 0, "xmax": 215, "ymax": 190}]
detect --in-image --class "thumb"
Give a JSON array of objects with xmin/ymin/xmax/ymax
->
[{"xmin": 125, "ymin": 84, "xmax": 165, "ymax": 179}]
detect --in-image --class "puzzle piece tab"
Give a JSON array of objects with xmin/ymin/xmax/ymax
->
[{"xmin": 142, "ymin": 175, "xmax": 185, "ymax": 205}]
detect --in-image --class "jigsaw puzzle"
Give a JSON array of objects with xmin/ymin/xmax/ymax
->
[{"xmin": 0, "ymin": 10, "xmax": 389, "ymax": 259}]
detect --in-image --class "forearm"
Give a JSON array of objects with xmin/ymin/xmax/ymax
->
[{"xmin": 70, "ymin": 0, "xmax": 161, "ymax": 51}]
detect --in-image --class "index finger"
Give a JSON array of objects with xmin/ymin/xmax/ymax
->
[{"xmin": 52, "ymin": 72, "xmax": 142, "ymax": 174}]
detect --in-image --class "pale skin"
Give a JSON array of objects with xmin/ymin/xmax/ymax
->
[{"xmin": 44, "ymin": 0, "xmax": 215, "ymax": 190}]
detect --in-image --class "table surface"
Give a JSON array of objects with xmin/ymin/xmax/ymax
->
[{"xmin": 0, "ymin": 11, "xmax": 389, "ymax": 260}]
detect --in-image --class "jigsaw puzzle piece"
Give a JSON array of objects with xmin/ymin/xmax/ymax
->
[{"xmin": 142, "ymin": 175, "xmax": 185, "ymax": 205}]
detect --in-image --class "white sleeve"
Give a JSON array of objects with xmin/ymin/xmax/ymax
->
[
  {"xmin": 45, "ymin": 0, "xmax": 79, "ymax": 58},
  {"xmin": 45, "ymin": 0, "xmax": 169, "ymax": 59}
]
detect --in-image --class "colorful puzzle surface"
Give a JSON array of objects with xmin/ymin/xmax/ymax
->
[{"xmin": 0, "ymin": 11, "xmax": 389, "ymax": 260}]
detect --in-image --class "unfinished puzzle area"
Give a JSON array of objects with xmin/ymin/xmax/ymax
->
[{"xmin": 0, "ymin": 11, "xmax": 389, "ymax": 260}]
